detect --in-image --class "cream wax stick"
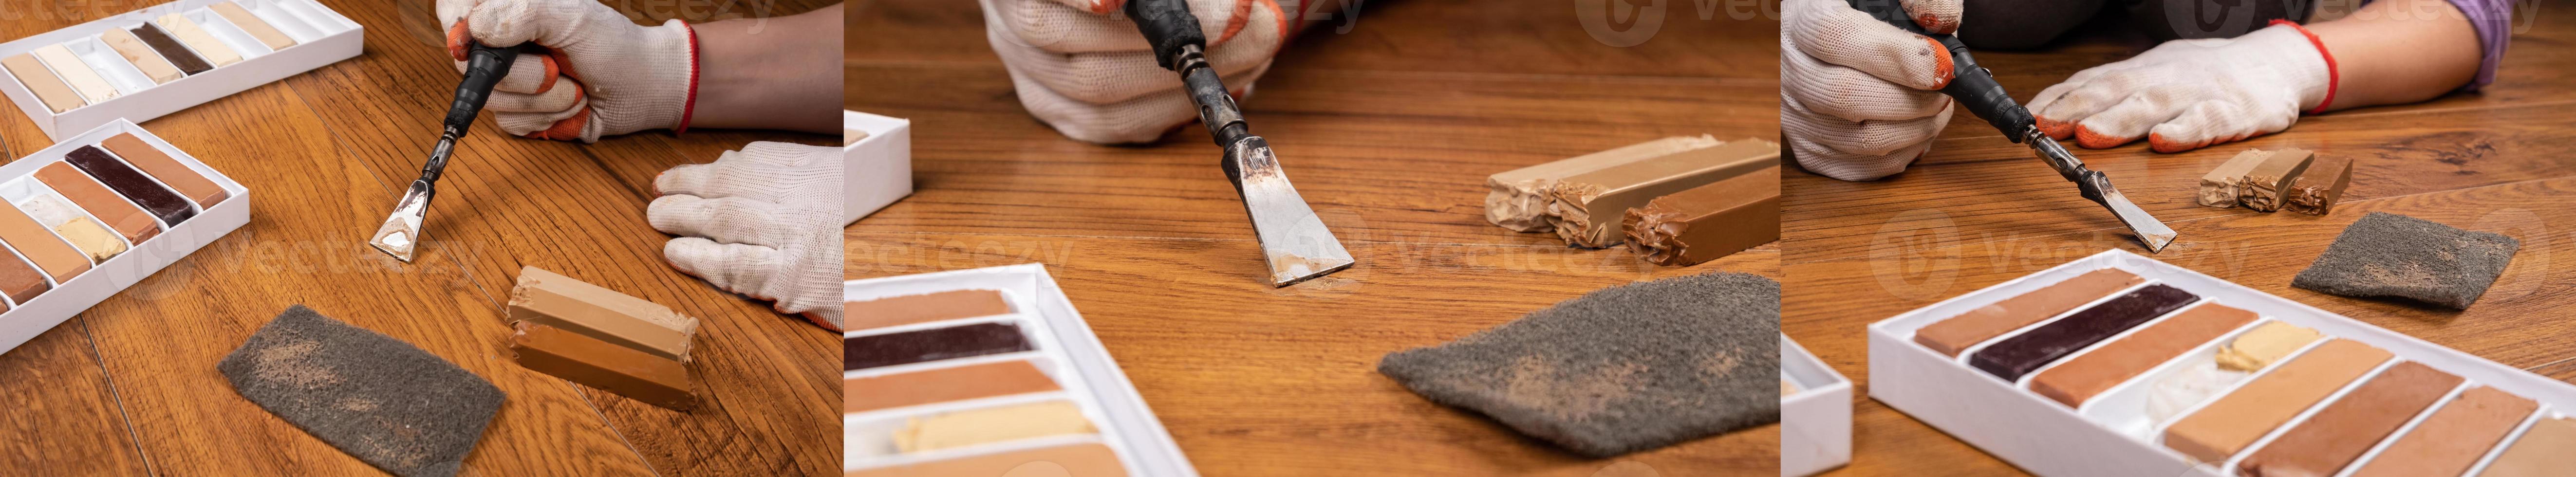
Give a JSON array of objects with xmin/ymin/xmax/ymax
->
[
  {"xmin": 30, "ymin": 45, "xmax": 119, "ymax": 103},
  {"xmin": 154, "ymin": 15, "xmax": 243, "ymax": 67}
]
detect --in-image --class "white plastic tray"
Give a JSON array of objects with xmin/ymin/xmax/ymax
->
[
  {"xmin": 0, "ymin": 119, "xmax": 252, "ymax": 356},
  {"xmin": 1782, "ymin": 333, "xmax": 1852, "ymax": 477},
  {"xmin": 844, "ymin": 110, "xmax": 911, "ymax": 225},
  {"xmin": 1868, "ymin": 249, "xmax": 2573, "ymax": 477},
  {"xmin": 0, "ymin": 0, "xmax": 361, "ymax": 140}
]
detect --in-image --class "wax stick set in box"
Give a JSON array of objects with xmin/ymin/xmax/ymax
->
[
  {"xmin": 0, "ymin": 119, "xmax": 250, "ymax": 356},
  {"xmin": 1869, "ymin": 249, "xmax": 2574, "ymax": 477},
  {"xmin": 0, "ymin": 0, "xmax": 361, "ymax": 140},
  {"xmin": 845, "ymin": 264, "xmax": 1197, "ymax": 477}
]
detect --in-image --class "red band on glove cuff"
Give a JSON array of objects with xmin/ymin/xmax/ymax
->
[
  {"xmin": 2272, "ymin": 19, "xmax": 2338, "ymax": 115},
  {"xmin": 676, "ymin": 20, "xmax": 701, "ymax": 135}
]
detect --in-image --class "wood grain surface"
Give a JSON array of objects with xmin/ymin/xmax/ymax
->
[
  {"xmin": 1782, "ymin": 9, "xmax": 2576, "ymax": 477},
  {"xmin": 848, "ymin": 0, "xmax": 1784, "ymax": 475},
  {"xmin": 0, "ymin": 0, "xmax": 841, "ymax": 475}
]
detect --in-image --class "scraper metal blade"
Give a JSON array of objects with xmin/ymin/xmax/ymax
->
[{"xmin": 1225, "ymin": 137, "xmax": 1354, "ymax": 287}]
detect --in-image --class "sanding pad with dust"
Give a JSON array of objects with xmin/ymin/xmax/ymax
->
[
  {"xmin": 1377, "ymin": 271, "xmax": 1781, "ymax": 457},
  {"xmin": 218, "ymin": 305, "xmax": 505, "ymax": 477},
  {"xmin": 2292, "ymin": 212, "xmax": 2520, "ymax": 310}
]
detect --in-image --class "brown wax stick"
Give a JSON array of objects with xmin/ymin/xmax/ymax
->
[
  {"xmin": 1545, "ymin": 138, "xmax": 1778, "ymax": 248},
  {"xmin": 845, "ymin": 443, "xmax": 1128, "ymax": 477},
  {"xmin": 2239, "ymin": 361, "xmax": 2463, "ymax": 476},
  {"xmin": 508, "ymin": 266, "xmax": 699, "ymax": 362},
  {"xmin": 2349, "ymin": 386, "xmax": 2537, "ymax": 477},
  {"xmin": 851, "ymin": 289, "xmax": 1012, "ymax": 330},
  {"xmin": 0, "ymin": 250, "xmax": 46, "ymax": 305},
  {"xmin": 1969, "ymin": 284, "xmax": 2200, "ymax": 381},
  {"xmin": 2480, "ymin": 417, "xmax": 2576, "ymax": 477},
  {"xmin": 101, "ymin": 133, "xmax": 228, "ymax": 208},
  {"xmin": 1, "ymin": 53, "xmax": 86, "ymax": 113},
  {"xmin": 2030, "ymin": 303, "xmax": 2257, "ymax": 407},
  {"xmin": 1622, "ymin": 165, "xmax": 1780, "ymax": 266},
  {"xmin": 210, "ymin": 2, "xmax": 297, "ymax": 51},
  {"xmin": 1913, "ymin": 268, "xmax": 2145, "ymax": 357},
  {"xmin": 2238, "ymin": 147, "xmax": 2313, "ymax": 212},
  {"xmin": 2284, "ymin": 154, "xmax": 2353, "ymax": 216},
  {"xmin": 846, "ymin": 322, "xmax": 1032, "ymax": 370},
  {"xmin": 846, "ymin": 360, "xmax": 1060, "ymax": 413},
  {"xmin": 130, "ymin": 23, "xmax": 212, "ymax": 75},
  {"xmin": 2164, "ymin": 339, "xmax": 2393, "ymax": 462},
  {"xmin": 35, "ymin": 163, "xmax": 158, "ymax": 244},
  {"xmin": 507, "ymin": 321, "xmax": 695, "ymax": 410},
  {"xmin": 67, "ymin": 146, "xmax": 194, "ymax": 226},
  {"xmin": 0, "ymin": 201, "xmax": 90, "ymax": 282},
  {"xmin": 1486, "ymin": 135, "xmax": 1723, "ymax": 233},
  {"xmin": 100, "ymin": 28, "xmax": 184, "ymax": 84},
  {"xmin": 2199, "ymin": 149, "xmax": 2270, "ymax": 207}
]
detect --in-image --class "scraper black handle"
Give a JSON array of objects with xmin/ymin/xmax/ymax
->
[
  {"xmin": 1125, "ymin": 0, "xmax": 1206, "ymax": 70},
  {"xmin": 1844, "ymin": 0, "xmax": 2035, "ymax": 142},
  {"xmin": 446, "ymin": 43, "xmax": 521, "ymax": 134}
]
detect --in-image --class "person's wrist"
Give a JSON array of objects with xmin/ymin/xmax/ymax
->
[{"xmin": 2253, "ymin": 22, "xmax": 2336, "ymax": 113}]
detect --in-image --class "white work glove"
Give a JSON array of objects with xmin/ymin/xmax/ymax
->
[
  {"xmin": 2029, "ymin": 24, "xmax": 2329, "ymax": 152},
  {"xmin": 1781, "ymin": 0, "xmax": 1960, "ymax": 182},
  {"xmin": 651, "ymin": 142, "xmax": 843, "ymax": 330},
  {"xmin": 982, "ymin": 0, "xmax": 1291, "ymax": 144},
  {"xmin": 438, "ymin": 0, "xmax": 695, "ymax": 143}
]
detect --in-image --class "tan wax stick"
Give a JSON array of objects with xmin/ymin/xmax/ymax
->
[
  {"xmin": 1485, "ymin": 135, "xmax": 1722, "ymax": 233},
  {"xmin": 851, "ymin": 289, "xmax": 1013, "ymax": 330},
  {"xmin": 845, "ymin": 360, "xmax": 1061, "ymax": 413},
  {"xmin": 2238, "ymin": 361, "xmax": 2463, "ymax": 476},
  {"xmin": 843, "ymin": 128, "xmax": 869, "ymax": 145},
  {"xmin": 1912, "ymin": 268, "xmax": 2144, "ymax": 356},
  {"xmin": 2285, "ymin": 154, "xmax": 2353, "ymax": 216},
  {"xmin": 892, "ymin": 400, "xmax": 1097, "ymax": 452},
  {"xmin": 30, "ymin": 45, "xmax": 118, "ymax": 104},
  {"xmin": 210, "ymin": 2, "xmax": 296, "ymax": 51},
  {"xmin": 0, "ymin": 250, "xmax": 47, "ymax": 305},
  {"xmin": 508, "ymin": 266, "xmax": 699, "ymax": 362},
  {"xmin": 2199, "ymin": 149, "xmax": 2271, "ymax": 207},
  {"xmin": 2216, "ymin": 321, "xmax": 2322, "ymax": 372},
  {"xmin": 2349, "ymin": 386, "xmax": 2537, "ymax": 477},
  {"xmin": 53, "ymin": 218, "xmax": 127, "ymax": 261},
  {"xmin": 35, "ymin": 163, "xmax": 159, "ymax": 244},
  {"xmin": 1547, "ymin": 138, "xmax": 1778, "ymax": 247},
  {"xmin": 2163, "ymin": 339, "xmax": 2393, "ymax": 462},
  {"xmin": 154, "ymin": 15, "xmax": 243, "ymax": 67},
  {"xmin": 2479, "ymin": 417, "xmax": 2576, "ymax": 477},
  {"xmin": 1622, "ymin": 165, "xmax": 1780, "ymax": 266},
  {"xmin": 508, "ymin": 321, "xmax": 695, "ymax": 410},
  {"xmin": 102, "ymin": 133, "xmax": 229, "ymax": 208},
  {"xmin": 2238, "ymin": 147, "xmax": 2313, "ymax": 212},
  {"xmin": 845, "ymin": 443, "xmax": 1128, "ymax": 477},
  {"xmin": 2030, "ymin": 303, "xmax": 2257, "ymax": 407},
  {"xmin": 0, "ymin": 201, "xmax": 91, "ymax": 281},
  {"xmin": 99, "ymin": 29, "xmax": 184, "ymax": 84},
  {"xmin": 2, "ymin": 53, "xmax": 87, "ymax": 113}
]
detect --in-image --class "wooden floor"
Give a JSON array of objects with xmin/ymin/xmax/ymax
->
[
  {"xmin": 0, "ymin": 0, "xmax": 841, "ymax": 475},
  {"xmin": 1783, "ymin": 10, "xmax": 2576, "ymax": 477},
  {"xmin": 847, "ymin": 0, "xmax": 1781, "ymax": 475}
]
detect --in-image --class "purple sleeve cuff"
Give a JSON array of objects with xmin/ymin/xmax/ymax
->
[{"xmin": 2450, "ymin": 0, "xmax": 2514, "ymax": 90}]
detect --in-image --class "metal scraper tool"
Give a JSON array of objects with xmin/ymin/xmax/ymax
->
[
  {"xmin": 371, "ymin": 42, "xmax": 519, "ymax": 262},
  {"xmin": 1847, "ymin": 0, "xmax": 2177, "ymax": 253},
  {"xmin": 1126, "ymin": 0, "xmax": 1355, "ymax": 286}
]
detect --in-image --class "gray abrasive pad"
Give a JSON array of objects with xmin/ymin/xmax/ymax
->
[
  {"xmin": 2292, "ymin": 212, "xmax": 2520, "ymax": 310},
  {"xmin": 219, "ymin": 305, "xmax": 505, "ymax": 477},
  {"xmin": 1378, "ymin": 271, "xmax": 1781, "ymax": 457}
]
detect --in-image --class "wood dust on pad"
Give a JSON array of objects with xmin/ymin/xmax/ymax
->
[{"xmin": 217, "ymin": 305, "xmax": 504, "ymax": 477}]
